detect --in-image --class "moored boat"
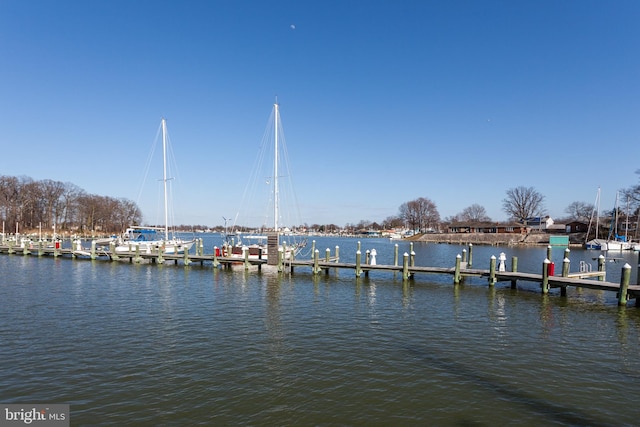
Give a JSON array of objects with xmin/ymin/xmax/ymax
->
[
  {"xmin": 115, "ymin": 118, "xmax": 195, "ymax": 255},
  {"xmin": 115, "ymin": 226, "xmax": 194, "ymax": 254},
  {"xmin": 224, "ymin": 100, "xmax": 306, "ymax": 259},
  {"xmin": 585, "ymin": 239, "xmax": 604, "ymax": 251}
]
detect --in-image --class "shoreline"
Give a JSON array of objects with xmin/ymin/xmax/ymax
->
[{"xmin": 406, "ymin": 232, "xmax": 584, "ymax": 247}]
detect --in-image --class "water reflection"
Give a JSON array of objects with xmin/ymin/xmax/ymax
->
[
  {"xmin": 265, "ymin": 275, "xmax": 286, "ymax": 381},
  {"xmin": 401, "ymin": 281, "xmax": 411, "ymax": 308},
  {"xmin": 539, "ymin": 295, "xmax": 555, "ymax": 341}
]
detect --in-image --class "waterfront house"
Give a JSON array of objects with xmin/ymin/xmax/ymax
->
[
  {"xmin": 565, "ymin": 221, "xmax": 588, "ymax": 233},
  {"xmin": 524, "ymin": 216, "xmax": 554, "ymax": 230},
  {"xmin": 447, "ymin": 222, "xmax": 527, "ymax": 234}
]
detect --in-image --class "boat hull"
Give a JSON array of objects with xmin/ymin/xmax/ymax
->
[
  {"xmin": 114, "ymin": 239, "xmax": 195, "ymax": 254},
  {"xmin": 585, "ymin": 239, "xmax": 603, "ymax": 250}
]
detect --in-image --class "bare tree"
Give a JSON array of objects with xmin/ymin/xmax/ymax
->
[
  {"xmin": 58, "ymin": 183, "xmax": 84, "ymax": 230},
  {"xmin": 114, "ymin": 198, "xmax": 143, "ymax": 231},
  {"xmin": 399, "ymin": 197, "xmax": 440, "ymax": 232},
  {"xmin": 40, "ymin": 179, "xmax": 66, "ymax": 228},
  {"xmin": 20, "ymin": 177, "xmax": 41, "ymax": 228},
  {"xmin": 382, "ymin": 215, "xmax": 404, "ymax": 229},
  {"xmin": 622, "ymin": 169, "xmax": 640, "ymax": 218},
  {"xmin": 0, "ymin": 174, "xmax": 143, "ymax": 234},
  {"xmin": 564, "ymin": 201, "xmax": 594, "ymax": 223},
  {"xmin": 458, "ymin": 204, "xmax": 491, "ymax": 222},
  {"xmin": 356, "ymin": 219, "xmax": 373, "ymax": 230},
  {"xmin": 443, "ymin": 214, "xmax": 460, "ymax": 223},
  {"xmin": 502, "ymin": 186, "xmax": 545, "ymax": 222},
  {"xmin": 0, "ymin": 175, "xmax": 20, "ymax": 227}
]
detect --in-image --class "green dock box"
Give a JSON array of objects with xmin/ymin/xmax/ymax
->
[{"xmin": 549, "ymin": 235, "xmax": 569, "ymax": 246}]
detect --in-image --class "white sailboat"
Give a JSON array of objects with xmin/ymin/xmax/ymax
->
[
  {"xmin": 115, "ymin": 118, "xmax": 195, "ymax": 254},
  {"xmin": 223, "ymin": 100, "xmax": 306, "ymax": 259},
  {"xmin": 585, "ymin": 187, "xmax": 604, "ymax": 250},
  {"xmin": 604, "ymin": 192, "xmax": 631, "ymax": 251}
]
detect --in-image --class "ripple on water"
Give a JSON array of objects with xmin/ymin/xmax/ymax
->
[{"xmin": 0, "ymin": 253, "xmax": 639, "ymax": 426}]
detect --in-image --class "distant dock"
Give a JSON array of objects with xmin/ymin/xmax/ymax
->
[{"xmin": 1, "ymin": 239, "xmax": 638, "ymax": 308}]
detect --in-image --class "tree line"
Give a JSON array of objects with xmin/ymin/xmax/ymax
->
[
  {"xmin": 348, "ymin": 178, "xmax": 640, "ymax": 234},
  {"xmin": 4, "ymin": 172, "xmax": 639, "ymax": 236},
  {"xmin": 0, "ymin": 175, "xmax": 142, "ymax": 234}
]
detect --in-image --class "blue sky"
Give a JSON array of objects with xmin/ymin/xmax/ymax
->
[{"xmin": 1, "ymin": 0, "xmax": 639, "ymax": 227}]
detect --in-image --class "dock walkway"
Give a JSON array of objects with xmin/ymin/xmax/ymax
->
[{"xmin": 1, "ymin": 240, "xmax": 638, "ymax": 307}]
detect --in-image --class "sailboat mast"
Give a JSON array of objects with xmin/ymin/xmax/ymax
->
[
  {"xmin": 614, "ymin": 191, "xmax": 619, "ymax": 239},
  {"xmin": 595, "ymin": 187, "xmax": 600, "ymax": 240},
  {"xmin": 161, "ymin": 118, "xmax": 169, "ymax": 241},
  {"xmin": 274, "ymin": 101, "xmax": 279, "ymax": 232},
  {"xmin": 625, "ymin": 195, "xmax": 629, "ymax": 242}
]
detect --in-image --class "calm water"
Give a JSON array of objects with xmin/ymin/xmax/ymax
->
[{"xmin": 1, "ymin": 236, "xmax": 639, "ymax": 426}]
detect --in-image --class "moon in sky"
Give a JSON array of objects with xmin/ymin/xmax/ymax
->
[{"xmin": 290, "ymin": 24, "xmax": 296, "ymax": 30}]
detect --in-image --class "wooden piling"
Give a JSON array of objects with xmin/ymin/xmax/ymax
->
[
  {"xmin": 410, "ymin": 243, "xmax": 415, "ymax": 268},
  {"xmin": 454, "ymin": 254, "xmax": 462, "ymax": 285},
  {"xmin": 598, "ymin": 255, "xmax": 605, "ymax": 281},
  {"xmin": 542, "ymin": 259, "xmax": 550, "ymax": 294},
  {"xmin": 561, "ymin": 257, "xmax": 570, "ymax": 296},
  {"xmin": 325, "ymin": 248, "xmax": 330, "ymax": 275},
  {"xmin": 394, "ymin": 244, "xmax": 398, "ymax": 266},
  {"xmin": 510, "ymin": 256, "xmax": 518, "ymax": 289},
  {"xmin": 134, "ymin": 245, "xmax": 142, "ymax": 263},
  {"xmin": 468, "ymin": 243, "xmax": 473, "ymax": 267},
  {"xmin": 402, "ymin": 252, "xmax": 409, "ymax": 280},
  {"xmin": 183, "ymin": 245, "xmax": 190, "ymax": 266},
  {"xmin": 355, "ymin": 250, "xmax": 362, "ymax": 278},
  {"xmin": 157, "ymin": 245, "xmax": 164, "ymax": 264},
  {"xmin": 365, "ymin": 250, "xmax": 370, "ymax": 277},
  {"xmin": 618, "ymin": 263, "xmax": 631, "ymax": 306},
  {"xmin": 313, "ymin": 249, "xmax": 320, "ymax": 275},
  {"xmin": 489, "ymin": 255, "xmax": 496, "ymax": 286}
]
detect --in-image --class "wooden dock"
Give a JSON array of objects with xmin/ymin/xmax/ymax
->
[
  {"xmin": 0, "ymin": 241, "xmax": 268, "ymax": 268},
  {"xmin": 1, "ymin": 239, "xmax": 638, "ymax": 307}
]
